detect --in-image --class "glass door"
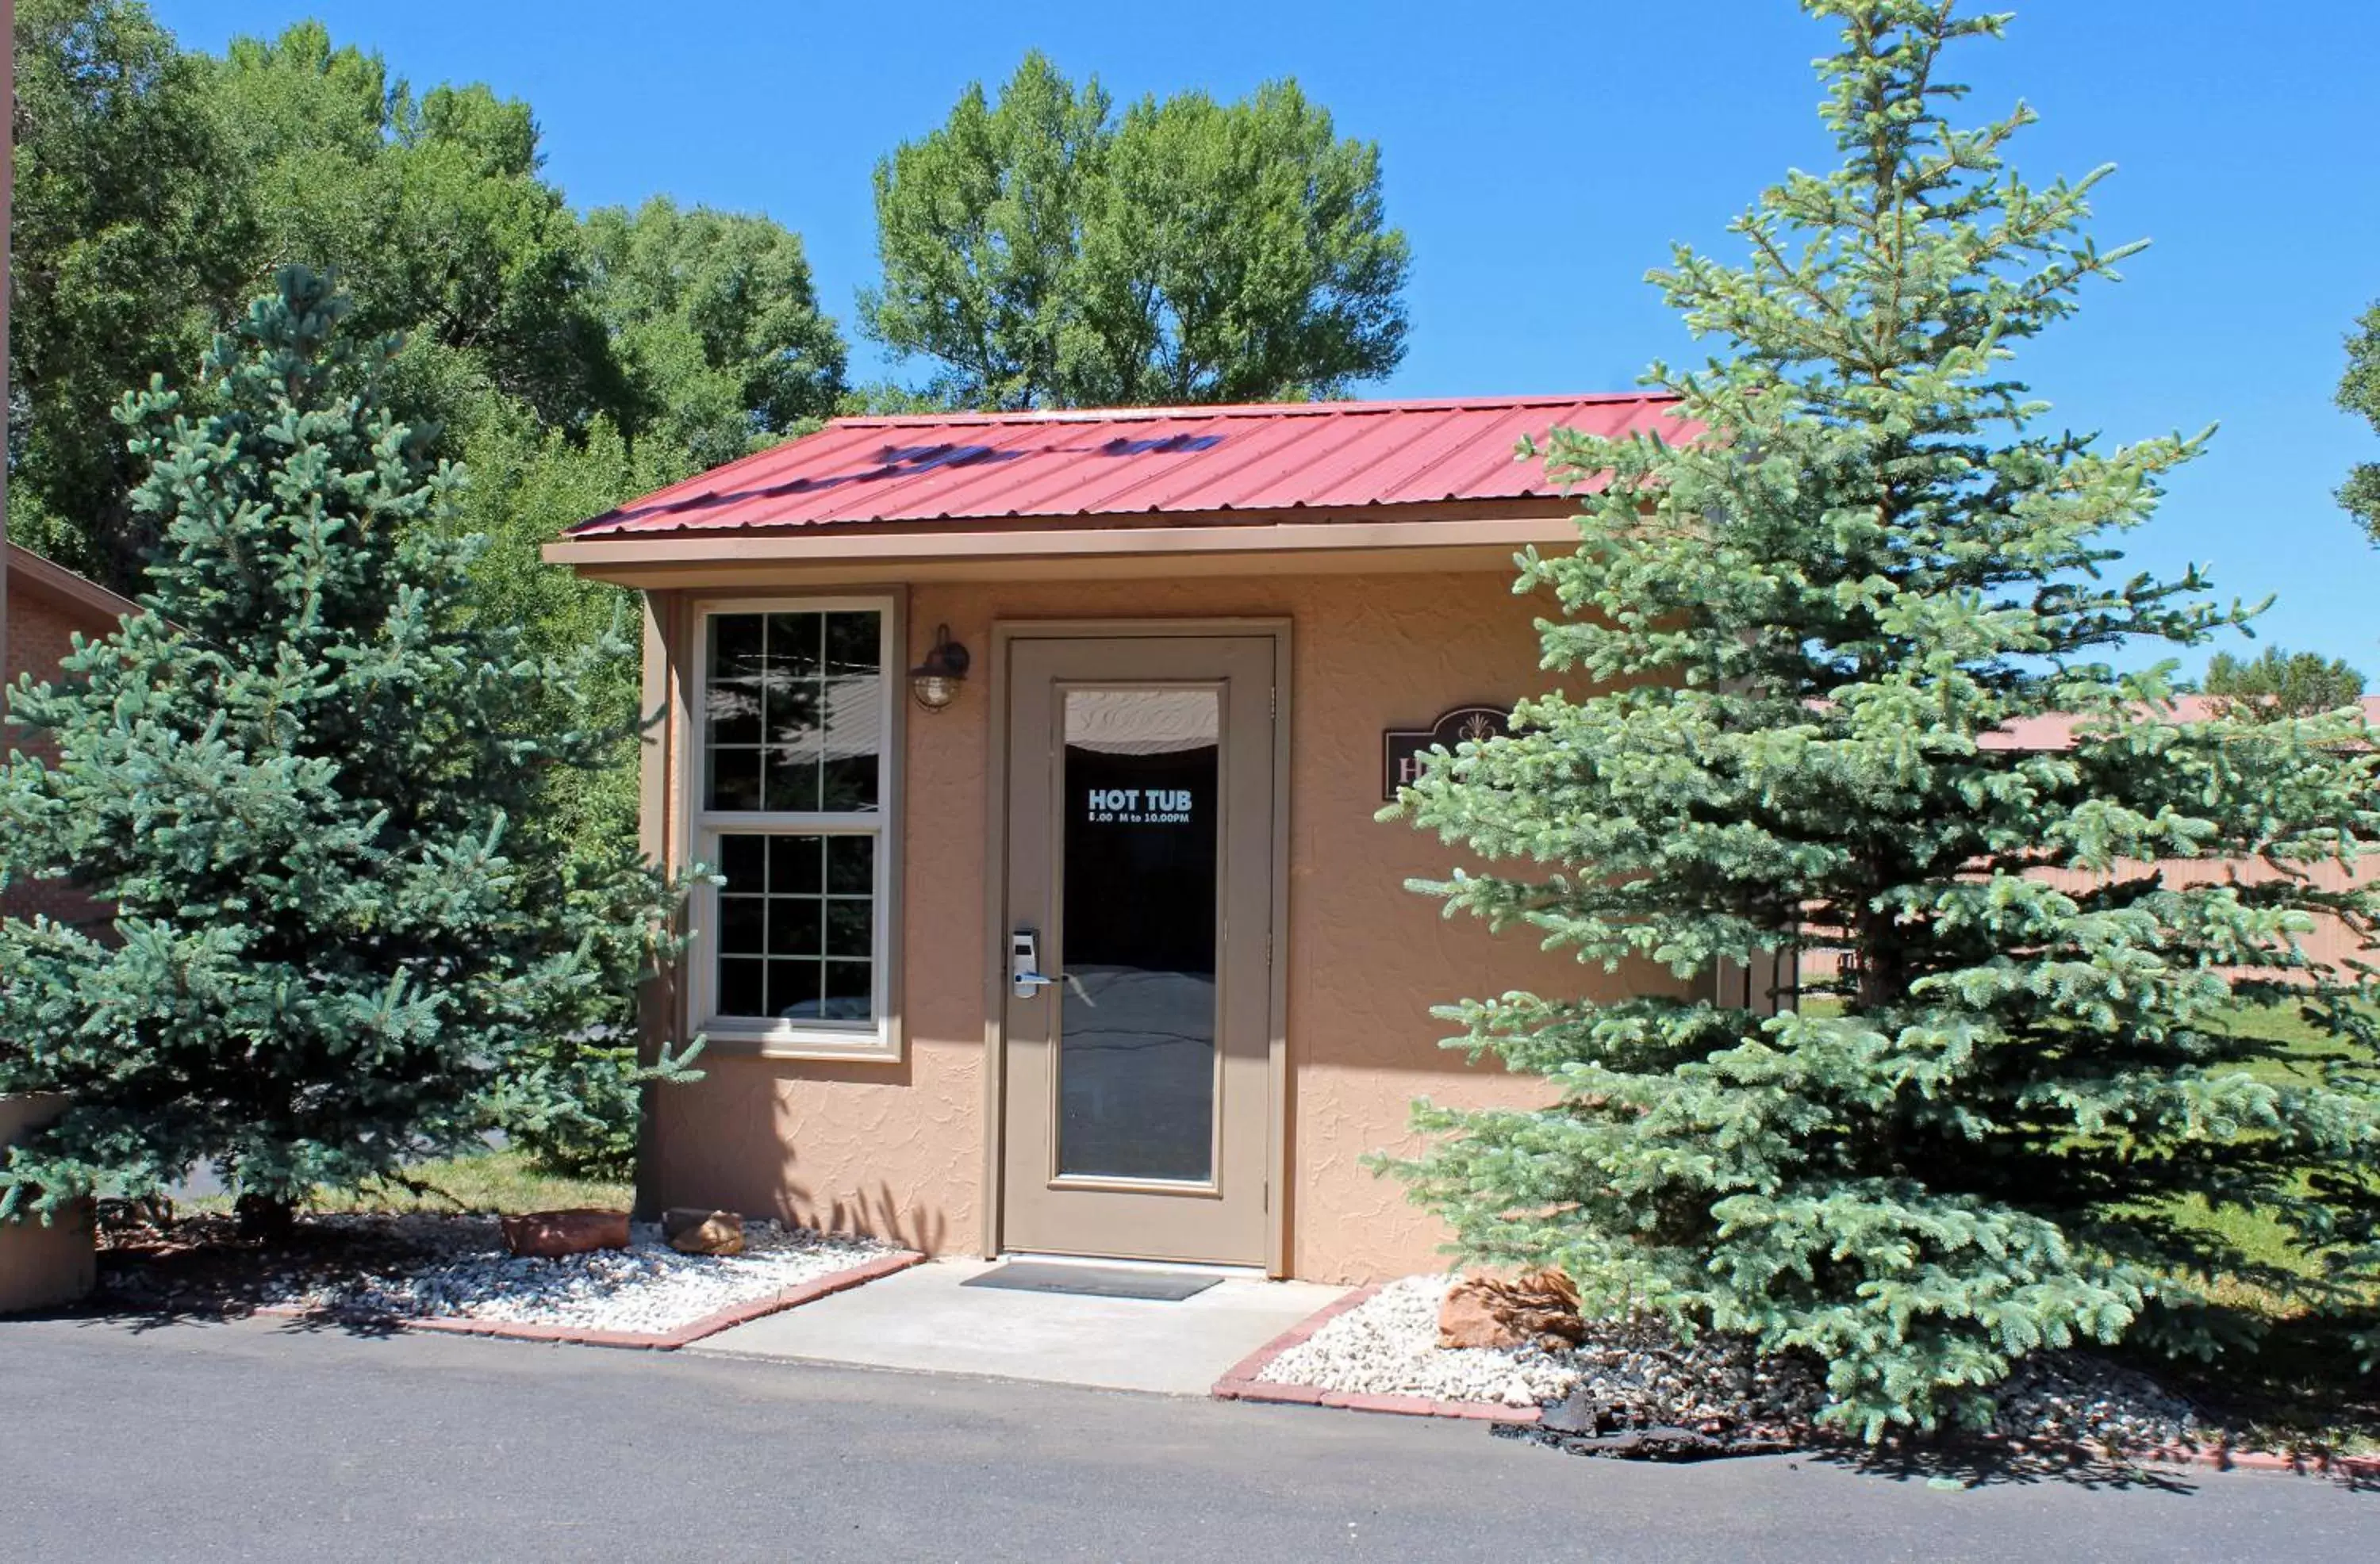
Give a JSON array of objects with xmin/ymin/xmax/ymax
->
[
  {"xmin": 1000, "ymin": 636, "xmax": 1276, "ymax": 1266},
  {"xmin": 1056, "ymin": 688, "xmax": 1222, "ymax": 1183}
]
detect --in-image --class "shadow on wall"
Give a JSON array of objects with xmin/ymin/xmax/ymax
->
[
  {"xmin": 804, "ymin": 1180, "xmax": 951, "ymax": 1258},
  {"xmin": 656, "ymin": 1052, "xmax": 962, "ymax": 1256}
]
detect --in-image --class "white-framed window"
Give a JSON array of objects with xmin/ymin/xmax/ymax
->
[{"xmin": 689, "ymin": 596, "xmax": 901, "ymax": 1060}]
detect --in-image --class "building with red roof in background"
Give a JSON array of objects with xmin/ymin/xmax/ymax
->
[{"xmin": 2, "ymin": 543, "xmax": 136, "ymax": 934}]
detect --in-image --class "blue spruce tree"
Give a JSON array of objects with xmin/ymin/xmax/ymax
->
[
  {"xmin": 1388, "ymin": 1, "xmax": 2380, "ymax": 1438},
  {"xmin": 0, "ymin": 269, "xmax": 698, "ymax": 1236}
]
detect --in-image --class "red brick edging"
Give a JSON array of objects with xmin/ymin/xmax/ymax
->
[
  {"xmin": 1212, "ymin": 1286, "xmax": 2380, "ymax": 1478},
  {"xmin": 1211, "ymin": 1282, "xmax": 1544, "ymax": 1425},
  {"xmin": 255, "ymin": 1248, "xmax": 925, "ymax": 1351}
]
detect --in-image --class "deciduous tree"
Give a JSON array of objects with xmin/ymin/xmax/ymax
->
[
  {"xmin": 11, "ymin": 8, "xmax": 850, "ymax": 600},
  {"xmin": 208, "ymin": 21, "xmax": 618, "ymax": 443},
  {"xmin": 6, "ymin": 0, "xmax": 254, "ymax": 581},
  {"xmin": 2342, "ymin": 300, "xmax": 2380, "ymax": 535},
  {"xmin": 6, "ymin": 3, "xmax": 843, "ymax": 1177},
  {"xmin": 582, "ymin": 195, "xmax": 846, "ymax": 471},
  {"xmin": 862, "ymin": 53, "xmax": 1409, "ymax": 409}
]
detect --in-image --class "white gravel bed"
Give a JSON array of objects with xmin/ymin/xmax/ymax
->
[
  {"xmin": 1262, "ymin": 1276, "xmax": 1588, "ymax": 1409},
  {"xmin": 255, "ymin": 1214, "xmax": 900, "ymax": 1335},
  {"xmin": 1259, "ymin": 1274, "xmax": 2206, "ymax": 1451}
]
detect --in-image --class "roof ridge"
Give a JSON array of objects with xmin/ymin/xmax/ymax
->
[{"xmin": 827, "ymin": 391, "xmax": 1676, "ymax": 429}]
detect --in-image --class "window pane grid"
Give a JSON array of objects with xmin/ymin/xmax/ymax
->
[
  {"xmin": 700, "ymin": 606, "xmax": 890, "ymax": 1041},
  {"xmin": 710, "ymin": 828, "xmax": 877, "ymax": 1025},
  {"xmin": 704, "ymin": 611, "xmax": 882, "ymax": 814}
]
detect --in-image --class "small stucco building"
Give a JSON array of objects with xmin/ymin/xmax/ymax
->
[
  {"xmin": 2, "ymin": 543, "xmax": 136, "ymax": 932},
  {"xmin": 547, "ymin": 393, "xmax": 1702, "ymax": 1283}
]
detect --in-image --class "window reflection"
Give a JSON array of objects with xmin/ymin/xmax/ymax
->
[{"xmin": 1057, "ymin": 689, "xmax": 1220, "ymax": 1182}]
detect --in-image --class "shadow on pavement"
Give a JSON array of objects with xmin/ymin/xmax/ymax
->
[
  {"xmin": 1810, "ymin": 1439, "xmax": 2205, "ymax": 1493},
  {"xmin": 1491, "ymin": 1418, "xmax": 2380, "ymax": 1495}
]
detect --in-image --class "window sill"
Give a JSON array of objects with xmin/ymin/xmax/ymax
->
[{"xmin": 698, "ymin": 1022, "xmax": 901, "ymax": 1064}]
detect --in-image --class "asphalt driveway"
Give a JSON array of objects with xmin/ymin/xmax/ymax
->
[{"xmin": 4, "ymin": 1313, "xmax": 2375, "ymax": 1562}]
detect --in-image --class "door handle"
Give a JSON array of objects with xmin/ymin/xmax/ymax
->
[{"xmin": 1011, "ymin": 930, "xmax": 1059, "ymax": 999}]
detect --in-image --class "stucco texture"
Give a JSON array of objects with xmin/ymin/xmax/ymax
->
[{"xmin": 648, "ymin": 569, "xmax": 1676, "ymax": 1282}]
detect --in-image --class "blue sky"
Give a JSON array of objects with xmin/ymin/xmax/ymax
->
[{"xmin": 152, "ymin": 1, "xmax": 2380, "ymax": 674}]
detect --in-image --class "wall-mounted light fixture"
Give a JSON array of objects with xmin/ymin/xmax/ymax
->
[{"xmin": 908, "ymin": 624, "xmax": 971, "ymax": 712}]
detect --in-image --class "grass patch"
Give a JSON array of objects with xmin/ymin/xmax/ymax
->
[
  {"xmin": 2141, "ymin": 1003, "xmax": 2380, "ymax": 1451},
  {"xmin": 2204, "ymin": 996, "xmax": 2377, "ymax": 1088},
  {"xmin": 2151, "ymin": 1001, "xmax": 2377, "ymax": 1306},
  {"xmin": 184, "ymin": 1149, "xmax": 631, "ymax": 1219}
]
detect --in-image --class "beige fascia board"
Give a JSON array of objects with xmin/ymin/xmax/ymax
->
[
  {"xmin": 551, "ymin": 545, "xmax": 1548, "ymax": 592},
  {"xmin": 543, "ymin": 512, "xmax": 1584, "ymax": 585}
]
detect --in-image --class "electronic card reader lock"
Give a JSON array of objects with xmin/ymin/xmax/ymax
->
[{"xmin": 1011, "ymin": 930, "xmax": 1059, "ymax": 999}]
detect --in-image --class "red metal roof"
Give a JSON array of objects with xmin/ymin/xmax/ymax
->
[{"xmin": 568, "ymin": 393, "xmax": 1689, "ymax": 538}]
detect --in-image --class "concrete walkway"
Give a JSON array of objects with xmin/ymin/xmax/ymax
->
[{"xmin": 692, "ymin": 1255, "xmax": 1344, "ymax": 1395}]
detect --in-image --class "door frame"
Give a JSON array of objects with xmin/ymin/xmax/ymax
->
[{"xmin": 978, "ymin": 618, "xmax": 1293, "ymax": 1276}]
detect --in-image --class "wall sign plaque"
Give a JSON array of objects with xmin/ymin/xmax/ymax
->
[{"xmin": 1382, "ymin": 705, "xmax": 1510, "ymax": 800}]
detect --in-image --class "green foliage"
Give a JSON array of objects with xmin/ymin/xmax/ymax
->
[
  {"xmin": 207, "ymin": 22, "xmax": 615, "ymax": 443},
  {"xmin": 6, "ymin": 0, "xmax": 255, "ymax": 581},
  {"xmin": 442, "ymin": 408, "xmax": 681, "ymax": 859},
  {"xmin": 2202, "ymin": 646, "xmax": 2367, "ymax": 721},
  {"xmin": 2342, "ymin": 301, "xmax": 2380, "ymax": 535},
  {"xmin": 0, "ymin": 270, "xmax": 702, "ymax": 1230},
  {"xmin": 861, "ymin": 52, "xmax": 1410, "ymax": 409},
  {"xmin": 9, "ymin": 5, "xmax": 850, "ymax": 1170},
  {"xmin": 438, "ymin": 407, "xmax": 681, "ymax": 1181},
  {"xmin": 583, "ymin": 196, "xmax": 847, "ymax": 470},
  {"xmin": 859, "ymin": 54, "xmax": 1111, "ymax": 412},
  {"xmin": 1384, "ymin": 1, "xmax": 2380, "ymax": 1440},
  {"xmin": 11, "ymin": 7, "xmax": 850, "ymax": 600}
]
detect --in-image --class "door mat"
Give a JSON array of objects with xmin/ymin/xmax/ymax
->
[{"xmin": 962, "ymin": 1261, "xmax": 1219, "ymax": 1301}]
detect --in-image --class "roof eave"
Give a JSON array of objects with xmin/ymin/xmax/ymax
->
[
  {"xmin": 4, "ymin": 542, "xmax": 141, "ymax": 621},
  {"xmin": 543, "ymin": 506, "xmax": 1590, "ymax": 583}
]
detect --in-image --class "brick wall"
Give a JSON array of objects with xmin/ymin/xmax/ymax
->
[{"xmin": 3, "ymin": 572, "xmax": 119, "ymax": 931}]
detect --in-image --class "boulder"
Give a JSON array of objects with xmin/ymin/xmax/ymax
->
[
  {"xmin": 499, "ymin": 1208, "xmax": 629, "ymax": 1259},
  {"xmin": 1437, "ymin": 1267, "xmax": 1587, "ymax": 1353},
  {"xmin": 662, "ymin": 1208, "xmax": 746, "ymax": 1257}
]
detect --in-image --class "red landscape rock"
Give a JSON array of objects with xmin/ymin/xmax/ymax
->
[
  {"xmin": 499, "ymin": 1208, "xmax": 630, "ymax": 1259},
  {"xmin": 1437, "ymin": 1268, "xmax": 1587, "ymax": 1353}
]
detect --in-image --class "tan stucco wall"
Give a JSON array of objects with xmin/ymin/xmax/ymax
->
[{"xmin": 648, "ymin": 569, "xmax": 1675, "ymax": 1282}]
